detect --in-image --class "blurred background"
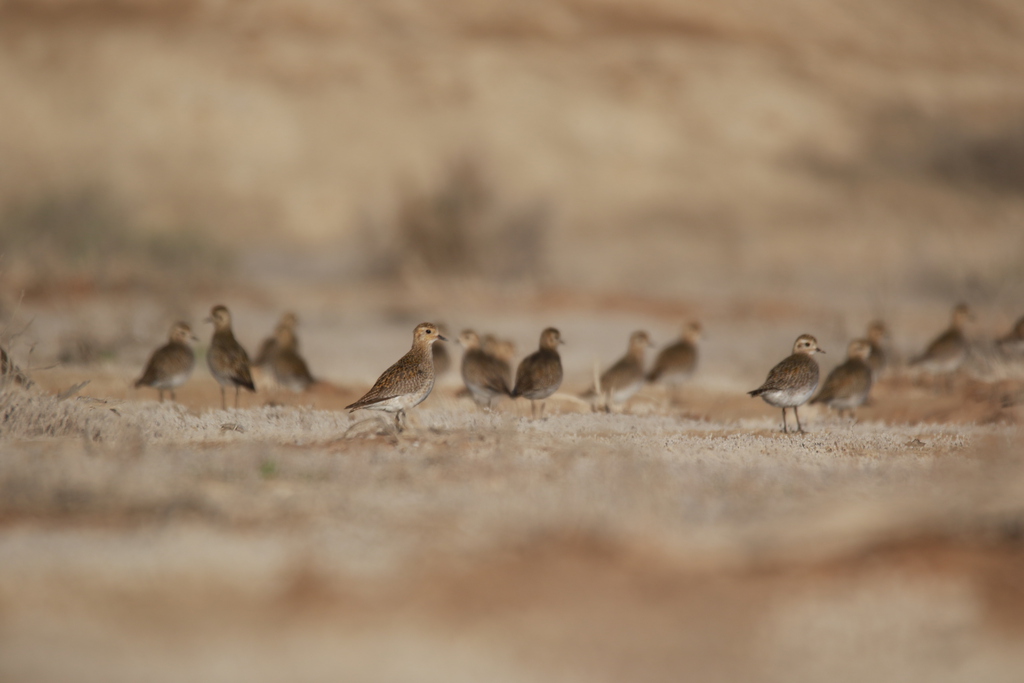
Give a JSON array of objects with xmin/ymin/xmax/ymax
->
[{"xmin": 1, "ymin": 0, "xmax": 1024, "ymax": 380}]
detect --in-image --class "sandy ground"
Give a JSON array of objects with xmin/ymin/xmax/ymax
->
[{"xmin": 2, "ymin": 282, "xmax": 1024, "ymax": 683}]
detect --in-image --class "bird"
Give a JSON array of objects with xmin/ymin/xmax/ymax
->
[
  {"xmin": 253, "ymin": 311, "xmax": 298, "ymax": 367},
  {"xmin": 865, "ymin": 320, "xmax": 889, "ymax": 380},
  {"xmin": 590, "ymin": 330, "xmax": 654, "ymax": 411},
  {"xmin": 483, "ymin": 334, "xmax": 516, "ymax": 387},
  {"xmin": 997, "ymin": 315, "xmax": 1024, "ymax": 356},
  {"xmin": 458, "ymin": 329, "xmax": 511, "ymax": 409},
  {"xmin": 511, "ymin": 327, "xmax": 564, "ymax": 418},
  {"xmin": 269, "ymin": 323, "xmax": 314, "ymax": 392},
  {"xmin": 134, "ymin": 321, "xmax": 197, "ymax": 402},
  {"xmin": 432, "ymin": 324, "xmax": 452, "ymax": 377},
  {"xmin": 346, "ymin": 322, "xmax": 447, "ymax": 432},
  {"xmin": 647, "ymin": 322, "xmax": 701, "ymax": 386},
  {"xmin": 909, "ymin": 303, "xmax": 972, "ymax": 382},
  {"xmin": 205, "ymin": 305, "xmax": 256, "ymax": 410},
  {"xmin": 810, "ymin": 339, "xmax": 873, "ymax": 419},
  {"xmin": 749, "ymin": 334, "xmax": 825, "ymax": 434}
]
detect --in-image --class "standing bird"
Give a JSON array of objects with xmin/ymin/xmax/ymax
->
[
  {"xmin": 647, "ymin": 322, "xmax": 701, "ymax": 386},
  {"xmin": 346, "ymin": 322, "xmax": 447, "ymax": 432},
  {"xmin": 134, "ymin": 321, "xmax": 197, "ymax": 402},
  {"xmin": 811, "ymin": 339, "xmax": 873, "ymax": 420},
  {"xmin": 458, "ymin": 330, "xmax": 511, "ymax": 409},
  {"xmin": 865, "ymin": 320, "xmax": 889, "ymax": 380},
  {"xmin": 270, "ymin": 323, "xmax": 315, "ymax": 392},
  {"xmin": 590, "ymin": 330, "xmax": 654, "ymax": 412},
  {"xmin": 205, "ymin": 305, "xmax": 256, "ymax": 410},
  {"xmin": 749, "ymin": 334, "xmax": 825, "ymax": 434},
  {"xmin": 511, "ymin": 327, "xmax": 564, "ymax": 418},
  {"xmin": 253, "ymin": 311, "xmax": 298, "ymax": 367},
  {"xmin": 483, "ymin": 334, "xmax": 517, "ymax": 387},
  {"xmin": 909, "ymin": 303, "xmax": 972, "ymax": 384}
]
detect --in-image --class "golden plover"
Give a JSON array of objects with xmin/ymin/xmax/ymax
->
[
  {"xmin": 511, "ymin": 327, "xmax": 564, "ymax": 418},
  {"xmin": 590, "ymin": 330, "xmax": 653, "ymax": 411},
  {"xmin": 909, "ymin": 303, "xmax": 971, "ymax": 378},
  {"xmin": 134, "ymin": 321, "xmax": 197, "ymax": 402},
  {"xmin": 748, "ymin": 333, "xmax": 824, "ymax": 433},
  {"xmin": 647, "ymin": 322, "xmax": 701, "ymax": 386},
  {"xmin": 253, "ymin": 311, "xmax": 298, "ymax": 367},
  {"xmin": 345, "ymin": 322, "xmax": 447, "ymax": 431},
  {"xmin": 205, "ymin": 305, "xmax": 256, "ymax": 410},
  {"xmin": 865, "ymin": 320, "xmax": 889, "ymax": 379},
  {"xmin": 483, "ymin": 334, "xmax": 516, "ymax": 387},
  {"xmin": 810, "ymin": 339, "xmax": 873, "ymax": 419},
  {"xmin": 270, "ymin": 323, "xmax": 315, "ymax": 392},
  {"xmin": 458, "ymin": 329, "xmax": 511, "ymax": 409}
]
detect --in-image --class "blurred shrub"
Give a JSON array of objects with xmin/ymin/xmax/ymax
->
[
  {"xmin": 0, "ymin": 188, "xmax": 231, "ymax": 296},
  {"xmin": 382, "ymin": 159, "xmax": 549, "ymax": 282}
]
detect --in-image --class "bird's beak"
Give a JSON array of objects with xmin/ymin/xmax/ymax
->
[
  {"xmin": 817, "ymin": 347, "xmax": 826, "ymax": 354},
  {"xmin": 204, "ymin": 317, "xmax": 213, "ymax": 324},
  {"xmin": 560, "ymin": 339, "xmax": 566, "ymax": 345},
  {"xmin": 437, "ymin": 334, "xmax": 449, "ymax": 342},
  {"xmin": 191, "ymin": 335, "xmax": 200, "ymax": 342}
]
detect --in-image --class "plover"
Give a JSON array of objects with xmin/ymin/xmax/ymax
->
[
  {"xmin": 511, "ymin": 327, "xmax": 564, "ymax": 418},
  {"xmin": 865, "ymin": 320, "xmax": 889, "ymax": 379},
  {"xmin": 346, "ymin": 322, "xmax": 447, "ymax": 431},
  {"xmin": 810, "ymin": 339, "xmax": 873, "ymax": 419},
  {"xmin": 483, "ymin": 334, "xmax": 516, "ymax": 387},
  {"xmin": 458, "ymin": 329, "xmax": 511, "ymax": 409},
  {"xmin": 748, "ymin": 333, "xmax": 824, "ymax": 433},
  {"xmin": 253, "ymin": 311, "xmax": 298, "ymax": 367},
  {"xmin": 0, "ymin": 346, "xmax": 31, "ymax": 387},
  {"xmin": 647, "ymin": 322, "xmax": 701, "ymax": 386},
  {"xmin": 590, "ymin": 330, "xmax": 653, "ymax": 411},
  {"xmin": 134, "ymin": 321, "xmax": 197, "ymax": 402},
  {"xmin": 205, "ymin": 305, "xmax": 256, "ymax": 410},
  {"xmin": 270, "ymin": 323, "xmax": 315, "ymax": 392},
  {"xmin": 909, "ymin": 303, "xmax": 972, "ymax": 379}
]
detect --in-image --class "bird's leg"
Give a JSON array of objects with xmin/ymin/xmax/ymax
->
[
  {"xmin": 540, "ymin": 401, "xmax": 547, "ymax": 419},
  {"xmin": 781, "ymin": 407, "xmax": 788, "ymax": 433},
  {"xmin": 170, "ymin": 390, "xmax": 176, "ymax": 402},
  {"xmin": 794, "ymin": 406, "xmax": 804, "ymax": 433},
  {"xmin": 220, "ymin": 386, "xmax": 227, "ymax": 411},
  {"xmin": 158, "ymin": 389, "xmax": 165, "ymax": 403},
  {"xmin": 531, "ymin": 400, "xmax": 537, "ymax": 419},
  {"xmin": 235, "ymin": 386, "xmax": 241, "ymax": 409}
]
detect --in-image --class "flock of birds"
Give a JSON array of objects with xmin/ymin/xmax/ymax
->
[{"xmin": 4, "ymin": 302, "xmax": 1023, "ymax": 434}]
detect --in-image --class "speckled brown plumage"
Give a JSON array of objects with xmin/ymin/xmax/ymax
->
[
  {"xmin": 458, "ymin": 330, "xmax": 510, "ymax": 409},
  {"xmin": 997, "ymin": 315, "xmax": 1024, "ymax": 355},
  {"xmin": 270, "ymin": 324, "xmax": 314, "ymax": 392},
  {"xmin": 811, "ymin": 339, "xmax": 873, "ymax": 419},
  {"xmin": 346, "ymin": 322, "xmax": 447, "ymax": 431},
  {"xmin": 206, "ymin": 305, "xmax": 256, "ymax": 410},
  {"xmin": 254, "ymin": 312, "xmax": 298, "ymax": 367},
  {"xmin": 749, "ymin": 334, "xmax": 824, "ymax": 433},
  {"xmin": 647, "ymin": 322, "xmax": 700, "ymax": 386},
  {"xmin": 135, "ymin": 321, "xmax": 197, "ymax": 402},
  {"xmin": 0, "ymin": 346, "xmax": 30, "ymax": 387},
  {"xmin": 512, "ymin": 327, "xmax": 563, "ymax": 418},
  {"xmin": 593, "ymin": 330, "xmax": 653, "ymax": 410},
  {"xmin": 910, "ymin": 304, "xmax": 971, "ymax": 376},
  {"xmin": 865, "ymin": 320, "xmax": 888, "ymax": 379}
]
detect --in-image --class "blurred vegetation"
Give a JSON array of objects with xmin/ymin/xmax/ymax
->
[
  {"xmin": 0, "ymin": 188, "xmax": 231, "ymax": 297},
  {"xmin": 368, "ymin": 159, "xmax": 549, "ymax": 282}
]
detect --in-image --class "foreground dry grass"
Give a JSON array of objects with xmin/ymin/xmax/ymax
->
[{"xmin": 2, "ymin": 366, "xmax": 1023, "ymax": 681}]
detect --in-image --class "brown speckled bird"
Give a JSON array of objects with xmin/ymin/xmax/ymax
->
[
  {"xmin": 253, "ymin": 311, "xmax": 298, "ymax": 367},
  {"xmin": 591, "ymin": 330, "xmax": 654, "ymax": 411},
  {"xmin": 458, "ymin": 330, "xmax": 511, "ymax": 409},
  {"xmin": 206, "ymin": 305, "xmax": 256, "ymax": 410},
  {"xmin": 811, "ymin": 339, "xmax": 873, "ymax": 419},
  {"xmin": 511, "ymin": 327, "xmax": 564, "ymax": 418},
  {"xmin": 346, "ymin": 322, "xmax": 447, "ymax": 431},
  {"xmin": 482, "ymin": 334, "xmax": 516, "ymax": 387},
  {"xmin": 135, "ymin": 321, "xmax": 197, "ymax": 402},
  {"xmin": 865, "ymin": 320, "xmax": 889, "ymax": 380},
  {"xmin": 749, "ymin": 334, "xmax": 824, "ymax": 433},
  {"xmin": 910, "ymin": 303, "xmax": 971, "ymax": 378},
  {"xmin": 647, "ymin": 322, "xmax": 701, "ymax": 386},
  {"xmin": 270, "ymin": 324, "xmax": 314, "ymax": 392}
]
